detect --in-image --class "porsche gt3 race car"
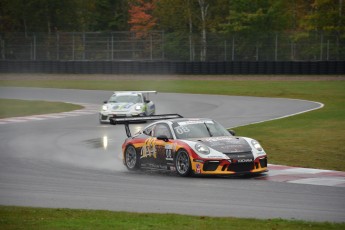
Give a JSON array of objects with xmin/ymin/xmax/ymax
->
[
  {"xmin": 99, "ymin": 91, "xmax": 156, "ymax": 124},
  {"xmin": 111, "ymin": 115, "xmax": 268, "ymax": 177}
]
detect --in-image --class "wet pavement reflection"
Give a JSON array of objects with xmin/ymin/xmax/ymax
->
[{"xmin": 84, "ymin": 136, "xmax": 108, "ymax": 149}]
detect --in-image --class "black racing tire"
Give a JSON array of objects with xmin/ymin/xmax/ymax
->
[
  {"xmin": 124, "ymin": 145, "xmax": 141, "ymax": 170},
  {"xmin": 174, "ymin": 149, "xmax": 192, "ymax": 177},
  {"xmin": 99, "ymin": 114, "xmax": 108, "ymax": 124}
]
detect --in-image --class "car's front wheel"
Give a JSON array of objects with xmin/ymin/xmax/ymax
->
[
  {"xmin": 124, "ymin": 145, "xmax": 140, "ymax": 170},
  {"xmin": 99, "ymin": 114, "xmax": 108, "ymax": 124},
  {"xmin": 175, "ymin": 149, "xmax": 192, "ymax": 177}
]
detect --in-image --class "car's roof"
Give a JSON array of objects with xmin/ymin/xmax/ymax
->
[{"xmin": 113, "ymin": 91, "xmax": 156, "ymax": 95}]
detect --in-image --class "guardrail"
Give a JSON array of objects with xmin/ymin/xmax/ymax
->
[{"xmin": 0, "ymin": 61, "xmax": 344, "ymax": 74}]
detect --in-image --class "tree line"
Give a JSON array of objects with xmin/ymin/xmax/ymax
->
[
  {"xmin": 1, "ymin": 0, "xmax": 344, "ymax": 61},
  {"xmin": 1, "ymin": 0, "xmax": 343, "ymax": 35}
]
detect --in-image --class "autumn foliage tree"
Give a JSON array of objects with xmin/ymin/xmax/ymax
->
[
  {"xmin": 128, "ymin": 0, "xmax": 157, "ymax": 38},
  {"xmin": 0, "ymin": 0, "xmax": 344, "ymax": 60}
]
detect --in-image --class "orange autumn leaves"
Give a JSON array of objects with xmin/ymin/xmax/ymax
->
[{"xmin": 128, "ymin": 0, "xmax": 157, "ymax": 38}]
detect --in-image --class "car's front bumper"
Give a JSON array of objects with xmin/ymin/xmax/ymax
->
[
  {"xmin": 99, "ymin": 112, "xmax": 146, "ymax": 123},
  {"xmin": 191, "ymin": 156, "xmax": 268, "ymax": 175}
]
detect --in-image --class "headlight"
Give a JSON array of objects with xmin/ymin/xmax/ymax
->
[
  {"xmin": 102, "ymin": 105, "xmax": 108, "ymax": 111},
  {"xmin": 135, "ymin": 105, "xmax": 143, "ymax": 111},
  {"xmin": 251, "ymin": 140, "xmax": 263, "ymax": 151},
  {"xmin": 195, "ymin": 143, "xmax": 210, "ymax": 155}
]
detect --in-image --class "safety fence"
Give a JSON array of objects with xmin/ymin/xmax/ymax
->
[
  {"xmin": 1, "ymin": 31, "xmax": 344, "ymax": 62},
  {"xmin": 0, "ymin": 60, "xmax": 344, "ymax": 74}
]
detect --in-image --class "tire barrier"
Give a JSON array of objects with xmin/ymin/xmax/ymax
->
[{"xmin": 0, "ymin": 60, "xmax": 344, "ymax": 74}]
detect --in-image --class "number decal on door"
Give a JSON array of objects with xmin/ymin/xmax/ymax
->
[{"xmin": 165, "ymin": 144, "xmax": 173, "ymax": 160}]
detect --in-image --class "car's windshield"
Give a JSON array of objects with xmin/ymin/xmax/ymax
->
[
  {"xmin": 108, "ymin": 94, "xmax": 142, "ymax": 103},
  {"xmin": 172, "ymin": 120, "xmax": 231, "ymax": 139}
]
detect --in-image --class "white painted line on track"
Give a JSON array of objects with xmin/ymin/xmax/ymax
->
[
  {"xmin": 229, "ymin": 98, "xmax": 324, "ymax": 128},
  {"xmin": 0, "ymin": 103, "xmax": 99, "ymax": 125}
]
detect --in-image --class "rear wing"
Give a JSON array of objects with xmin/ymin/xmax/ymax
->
[
  {"xmin": 113, "ymin": 91, "xmax": 157, "ymax": 94},
  {"xmin": 112, "ymin": 91, "xmax": 157, "ymax": 102},
  {"xmin": 109, "ymin": 114, "xmax": 183, "ymax": 138}
]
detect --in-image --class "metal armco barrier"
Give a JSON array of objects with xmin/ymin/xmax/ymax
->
[{"xmin": 0, "ymin": 61, "xmax": 344, "ymax": 74}]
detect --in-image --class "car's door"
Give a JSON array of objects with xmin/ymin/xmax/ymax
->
[
  {"xmin": 140, "ymin": 125, "xmax": 156, "ymax": 165},
  {"xmin": 152, "ymin": 123, "xmax": 175, "ymax": 168}
]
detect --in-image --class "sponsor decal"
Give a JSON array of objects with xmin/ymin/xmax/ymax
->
[
  {"xmin": 196, "ymin": 164, "xmax": 201, "ymax": 174},
  {"xmin": 207, "ymin": 155, "xmax": 225, "ymax": 158},
  {"xmin": 177, "ymin": 120, "xmax": 213, "ymax": 126},
  {"xmin": 124, "ymin": 103, "xmax": 134, "ymax": 109},
  {"xmin": 141, "ymin": 138, "xmax": 157, "ymax": 158},
  {"xmin": 111, "ymin": 103, "xmax": 135, "ymax": 111},
  {"xmin": 203, "ymin": 136, "xmax": 235, "ymax": 142},
  {"xmin": 237, "ymin": 159, "xmax": 253, "ymax": 163}
]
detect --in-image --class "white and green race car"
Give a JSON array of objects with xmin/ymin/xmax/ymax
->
[{"xmin": 99, "ymin": 91, "xmax": 156, "ymax": 124}]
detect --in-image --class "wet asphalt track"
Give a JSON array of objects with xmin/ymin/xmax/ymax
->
[{"xmin": 0, "ymin": 87, "xmax": 344, "ymax": 222}]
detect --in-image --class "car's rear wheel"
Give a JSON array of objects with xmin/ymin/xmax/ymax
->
[
  {"xmin": 175, "ymin": 149, "xmax": 192, "ymax": 177},
  {"xmin": 124, "ymin": 145, "xmax": 140, "ymax": 170}
]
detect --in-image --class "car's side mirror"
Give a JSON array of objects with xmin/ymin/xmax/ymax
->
[
  {"xmin": 157, "ymin": 135, "xmax": 169, "ymax": 142},
  {"xmin": 228, "ymin": 130, "xmax": 236, "ymax": 136},
  {"xmin": 103, "ymin": 101, "xmax": 107, "ymax": 104},
  {"xmin": 145, "ymin": 100, "xmax": 151, "ymax": 103}
]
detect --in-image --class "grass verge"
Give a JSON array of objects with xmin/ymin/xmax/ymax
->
[
  {"xmin": 0, "ymin": 99, "xmax": 83, "ymax": 119},
  {"xmin": 0, "ymin": 206, "xmax": 344, "ymax": 230}
]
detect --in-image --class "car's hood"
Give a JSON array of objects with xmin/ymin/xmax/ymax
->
[
  {"xmin": 107, "ymin": 102, "xmax": 138, "ymax": 111},
  {"xmin": 195, "ymin": 136, "xmax": 252, "ymax": 153}
]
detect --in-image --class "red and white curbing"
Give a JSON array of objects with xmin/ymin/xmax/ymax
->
[
  {"xmin": 0, "ymin": 103, "xmax": 99, "ymax": 125},
  {"xmin": 257, "ymin": 164, "xmax": 345, "ymax": 187}
]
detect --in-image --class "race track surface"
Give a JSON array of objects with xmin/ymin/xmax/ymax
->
[{"xmin": 0, "ymin": 87, "xmax": 344, "ymax": 222}]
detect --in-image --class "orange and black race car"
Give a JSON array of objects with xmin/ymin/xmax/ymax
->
[{"xmin": 111, "ymin": 115, "xmax": 268, "ymax": 177}]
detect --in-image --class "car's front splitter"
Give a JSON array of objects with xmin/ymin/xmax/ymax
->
[
  {"xmin": 192, "ymin": 157, "xmax": 268, "ymax": 175},
  {"xmin": 100, "ymin": 112, "xmax": 146, "ymax": 122}
]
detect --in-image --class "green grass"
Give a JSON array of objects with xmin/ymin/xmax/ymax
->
[
  {"xmin": 1, "ymin": 77, "xmax": 344, "ymax": 171},
  {"xmin": 0, "ymin": 99, "xmax": 83, "ymax": 119},
  {"xmin": 0, "ymin": 206, "xmax": 343, "ymax": 230}
]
